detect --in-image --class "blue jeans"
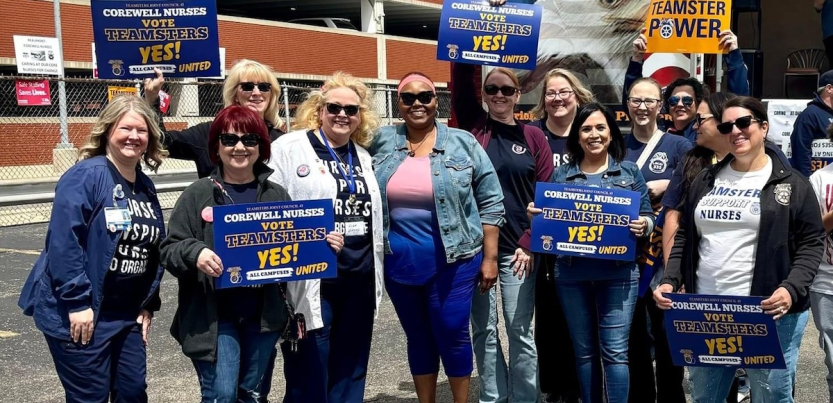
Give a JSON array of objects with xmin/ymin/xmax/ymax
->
[
  {"xmin": 45, "ymin": 315, "xmax": 147, "ymax": 403},
  {"xmin": 192, "ymin": 320, "xmax": 281, "ymax": 403},
  {"xmin": 471, "ymin": 252, "xmax": 539, "ymax": 403},
  {"xmin": 556, "ymin": 275, "xmax": 638, "ymax": 403},
  {"xmin": 688, "ymin": 310, "xmax": 809, "ymax": 403}
]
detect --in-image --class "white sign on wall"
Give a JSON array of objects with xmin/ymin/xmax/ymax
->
[
  {"xmin": 13, "ymin": 35, "xmax": 63, "ymax": 76},
  {"xmin": 765, "ymin": 98, "xmax": 810, "ymax": 149}
]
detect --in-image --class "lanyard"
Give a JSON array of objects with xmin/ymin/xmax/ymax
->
[{"xmin": 319, "ymin": 128, "xmax": 356, "ymax": 196}]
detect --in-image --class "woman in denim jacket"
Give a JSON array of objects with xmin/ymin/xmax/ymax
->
[
  {"xmin": 529, "ymin": 103, "xmax": 654, "ymax": 403},
  {"xmin": 370, "ymin": 72, "xmax": 505, "ymax": 403}
]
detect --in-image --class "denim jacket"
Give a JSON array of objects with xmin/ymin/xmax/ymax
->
[
  {"xmin": 550, "ymin": 156, "xmax": 656, "ymax": 266},
  {"xmin": 370, "ymin": 122, "xmax": 506, "ymax": 264}
]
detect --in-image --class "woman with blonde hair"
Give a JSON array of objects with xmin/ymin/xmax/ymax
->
[
  {"xmin": 19, "ymin": 95, "xmax": 168, "ymax": 403},
  {"xmin": 143, "ymin": 59, "xmax": 285, "ymax": 178},
  {"xmin": 267, "ymin": 71, "xmax": 384, "ymax": 403},
  {"xmin": 527, "ymin": 67, "xmax": 594, "ymax": 403},
  {"xmin": 452, "ymin": 60, "xmax": 551, "ymax": 403}
]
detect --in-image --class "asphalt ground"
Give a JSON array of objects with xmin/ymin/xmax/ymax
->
[{"xmin": 0, "ymin": 216, "xmax": 829, "ymax": 403}]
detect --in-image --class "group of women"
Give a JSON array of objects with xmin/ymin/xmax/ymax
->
[{"xmin": 14, "ymin": 8, "xmax": 832, "ymax": 403}]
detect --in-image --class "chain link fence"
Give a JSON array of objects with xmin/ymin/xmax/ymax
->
[{"xmin": 0, "ymin": 75, "xmax": 450, "ymax": 227}]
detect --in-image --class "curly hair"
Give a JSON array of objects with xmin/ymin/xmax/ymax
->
[
  {"xmin": 530, "ymin": 68, "xmax": 596, "ymax": 121},
  {"xmin": 77, "ymin": 95, "xmax": 168, "ymax": 172},
  {"xmin": 223, "ymin": 59, "xmax": 284, "ymax": 130},
  {"xmin": 292, "ymin": 71, "xmax": 381, "ymax": 148}
]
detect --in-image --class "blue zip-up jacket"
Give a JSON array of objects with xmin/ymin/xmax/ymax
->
[
  {"xmin": 18, "ymin": 156, "xmax": 166, "ymax": 340},
  {"xmin": 622, "ymin": 49, "xmax": 750, "ymax": 142},
  {"xmin": 790, "ymin": 93, "xmax": 833, "ymax": 177},
  {"xmin": 370, "ymin": 122, "xmax": 506, "ymax": 264}
]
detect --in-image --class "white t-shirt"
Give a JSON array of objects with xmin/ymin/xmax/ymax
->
[
  {"xmin": 694, "ymin": 157, "xmax": 772, "ymax": 296},
  {"xmin": 810, "ymin": 164, "xmax": 833, "ymax": 295}
]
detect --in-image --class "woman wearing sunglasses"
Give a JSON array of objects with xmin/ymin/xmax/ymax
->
[
  {"xmin": 626, "ymin": 28, "xmax": 749, "ymax": 142},
  {"xmin": 370, "ymin": 71, "xmax": 505, "ymax": 403},
  {"xmin": 161, "ymin": 106, "xmax": 335, "ymax": 402},
  {"xmin": 528, "ymin": 102, "xmax": 655, "ymax": 403},
  {"xmin": 655, "ymin": 96, "xmax": 824, "ymax": 402},
  {"xmin": 451, "ymin": 61, "xmax": 552, "ymax": 403},
  {"xmin": 143, "ymin": 59, "xmax": 285, "ymax": 179},
  {"xmin": 623, "ymin": 77, "xmax": 692, "ymax": 403},
  {"xmin": 267, "ymin": 71, "xmax": 383, "ymax": 403}
]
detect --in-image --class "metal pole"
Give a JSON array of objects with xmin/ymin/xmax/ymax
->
[
  {"xmin": 715, "ymin": 53, "xmax": 724, "ymax": 92},
  {"xmin": 386, "ymin": 88, "xmax": 392, "ymax": 125},
  {"xmin": 282, "ymin": 83, "xmax": 291, "ymax": 130},
  {"xmin": 54, "ymin": 0, "xmax": 70, "ymax": 147}
]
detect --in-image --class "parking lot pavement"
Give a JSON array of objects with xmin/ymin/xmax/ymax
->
[{"xmin": 0, "ymin": 220, "xmax": 828, "ymax": 402}]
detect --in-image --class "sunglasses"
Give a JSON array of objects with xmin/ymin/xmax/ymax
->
[
  {"xmin": 219, "ymin": 133, "xmax": 260, "ymax": 147},
  {"xmin": 484, "ymin": 84, "xmax": 518, "ymax": 96},
  {"xmin": 716, "ymin": 115, "xmax": 761, "ymax": 135},
  {"xmin": 668, "ymin": 95, "xmax": 694, "ymax": 107},
  {"xmin": 325, "ymin": 103, "xmax": 360, "ymax": 116},
  {"xmin": 695, "ymin": 113, "xmax": 714, "ymax": 127},
  {"xmin": 238, "ymin": 82, "xmax": 272, "ymax": 93},
  {"xmin": 399, "ymin": 91, "xmax": 435, "ymax": 106}
]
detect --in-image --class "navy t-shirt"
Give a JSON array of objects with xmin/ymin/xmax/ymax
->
[
  {"xmin": 100, "ymin": 165, "xmax": 162, "ymax": 315},
  {"xmin": 529, "ymin": 118, "xmax": 570, "ymax": 168},
  {"xmin": 216, "ymin": 180, "xmax": 265, "ymax": 323},
  {"xmin": 625, "ymin": 133, "xmax": 693, "ymax": 185},
  {"xmin": 485, "ymin": 119, "xmax": 536, "ymax": 254},
  {"xmin": 308, "ymin": 131, "xmax": 373, "ymax": 275}
]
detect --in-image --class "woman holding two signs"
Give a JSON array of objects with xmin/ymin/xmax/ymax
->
[
  {"xmin": 528, "ymin": 102, "xmax": 655, "ymax": 403},
  {"xmin": 654, "ymin": 97, "xmax": 824, "ymax": 402},
  {"xmin": 160, "ymin": 105, "xmax": 343, "ymax": 402}
]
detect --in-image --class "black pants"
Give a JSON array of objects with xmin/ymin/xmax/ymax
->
[
  {"xmin": 628, "ymin": 291, "xmax": 685, "ymax": 403},
  {"xmin": 535, "ymin": 255, "xmax": 581, "ymax": 402}
]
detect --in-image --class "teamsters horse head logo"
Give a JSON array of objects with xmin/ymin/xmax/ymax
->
[
  {"xmin": 681, "ymin": 349, "xmax": 695, "ymax": 364},
  {"xmin": 228, "ymin": 267, "xmax": 242, "ymax": 284},
  {"xmin": 447, "ymin": 44, "xmax": 459, "ymax": 60},
  {"xmin": 659, "ymin": 19, "xmax": 675, "ymax": 39},
  {"xmin": 774, "ymin": 184, "xmax": 792, "ymax": 206},
  {"xmin": 109, "ymin": 59, "xmax": 125, "ymax": 77},
  {"xmin": 541, "ymin": 235, "xmax": 553, "ymax": 251}
]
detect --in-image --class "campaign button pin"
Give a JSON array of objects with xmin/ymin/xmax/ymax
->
[
  {"xmin": 297, "ymin": 164, "xmax": 310, "ymax": 177},
  {"xmin": 201, "ymin": 206, "xmax": 214, "ymax": 223}
]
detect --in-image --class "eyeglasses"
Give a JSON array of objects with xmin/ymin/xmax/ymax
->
[
  {"xmin": 695, "ymin": 113, "xmax": 714, "ymax": 127},
  {"xmin": 325, "ymin": 103, "xmax": 360, "ymax": 116},
  {"xmin": 238, "ymin": 82, "xmax": 272, "ymax": 93},
  {"xmin": 220, "ymin": 133, "xmax": 261, "ymax": 147},
  {"xmin": 545, "ymin": 90, "xmax": 575, "ymax": 100},
  {"xmin": 399, "ymin": 91, "xmax": 435, "ymax": 106},
  {"xmin": 716, "ymin": 115, "xmax": 761, "ymax": 135},
  {"xmin": 484, "ymin": 84, "xmax": 519, "ymax": 96},
  {"xmin": 668, "ymin": 95, "xmax": 694, "ymax": 107},
  {"xmin": 627, "ymin": 97, "xmax": 660, "ymax": 108}
]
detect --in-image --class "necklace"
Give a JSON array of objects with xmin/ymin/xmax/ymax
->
[{"xmin": 407, "ymin": 128, "xmax": 435, "ymax": 157}]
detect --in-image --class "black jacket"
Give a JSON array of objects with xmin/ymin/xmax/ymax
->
[
  {"xmin": 160, "ymin": 163, "xmax": 291, "ymax": 362},
  {"xmin": 155, "ymin": 105, "xmax": 284, "ymax": 178},
  {"xmin": 662, "ymin": 148, "xmax": 824, "ymax": 313}
]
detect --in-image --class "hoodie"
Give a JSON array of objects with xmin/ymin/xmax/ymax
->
[{"xmin": 790, "ymin": 93, "xmax": 833, "ymax": 177}]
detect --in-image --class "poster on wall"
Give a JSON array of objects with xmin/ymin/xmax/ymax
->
[
  {"xmin": 15, "ymin": 80, "xmax": 52, "ymax": 106},
  {"xmin": 13, "ymin": 35, "xmax": 63, "ymax": 76}
]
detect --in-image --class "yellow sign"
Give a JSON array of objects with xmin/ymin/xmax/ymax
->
[
  {"xmin": 107, "ymin": 86, "xmax": 137, "ymax": 101},
  {"xmin": 645, "ymin": 0, "xmax": 732, "ymax": 54}
]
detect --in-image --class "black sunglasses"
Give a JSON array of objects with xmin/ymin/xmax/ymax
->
[
  {"xmin": 695, "ymin": 113, "xmax": 714, "ymax": 127},
  {"xmin": 399, "ymin": 91, "xmax": 435, "ymax": 106},
  {"xmin": 219, "ymin": 133, "xmax": 261, "ymax": 147},
  {"xmin": 325, "ymin": 103, "xmax": 360, "ymax": 116},
  {"xmin": 716, "ymin": 115, "xmax": 761, "ymax": 135},
  {"xmin": 484, "ymin": 84, "xmax": 518, "ymax": 96},
  {"xmin": 668, "ymin": 95, "xmax": 694, "ymax": 107},
  {"xmin": 238, "ymin": 82, "xmax": 272, "ymax": 92}
]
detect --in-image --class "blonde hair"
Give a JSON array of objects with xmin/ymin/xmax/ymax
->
[
  {"xmin": 223, "ymin": 59, "xmax": 284, "ymax": 129},
  {"xmin": 292, "ymin": 71, "xmax": 380, "ymax": 148},
  {"xmin": 530, "ymin": 69, "xmax": 596, "ymax": 120},
  {"xmin": 78, "ymin": 95, "xmax": 168, "ymax": 172}
]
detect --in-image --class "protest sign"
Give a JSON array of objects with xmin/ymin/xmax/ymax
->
[
  {"xmin": 530, "ymin": 183, "xmax": 640, "ymax": 260},
  {"xmin": 645, "ymin": 0, "xmax": 732, "ymax": 54},
  {"xmin": 663, "ymin": 293, "xmax": 786, "ymax": 369},
  {"xmin": 15, "ymin": 80, "xmax": 51, "ymax": 106},
  {"xmin": 90, "ymin": 0, "xmax": 221, "ymax": 79},
  {"xmin": 13, "ymin": 35, "xmax": 63, "ymax": 76},
  {"xmin": 212, "ymin": 199, "xmax": 337, "ymax": 289},
  {"xmin": 437, "ymin": 0, "xmax": 542, "ymax": 70},
  {"xmin": 107, "ymin": 86, "xmax": 137, "ymax": 101},
  {"xmin": 765, "ymin": 98, "xmax": 808, "ymax": 148}
]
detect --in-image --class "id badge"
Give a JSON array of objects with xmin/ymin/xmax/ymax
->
[
  {"xmin": 342, "ymin": 216, "xmax": 367, "ymax": 237},
  {"xmin": 105, "ymin": 207, "xmax": 132, "ymax": 232}
]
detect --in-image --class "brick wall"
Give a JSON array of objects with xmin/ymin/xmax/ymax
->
[
  {"xmin": 0, "ymin": 0, "xmax": 93, "ymax": 62},
  {"xmin": 386, "ymin": 39, "xmax": 449, "ymax": 84}
]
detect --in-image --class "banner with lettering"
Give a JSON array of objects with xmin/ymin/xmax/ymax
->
[
  {"xmin": 90, "ymin": 0, "xmax": 221, "ymax": 79},
  {"xmin": 663, "ymin": 293, "xmax": 786, "ymax": 369},
  {"xmin": 645, "ymin": 0, "xmax": 732, "ymax": 54},
  {"xmin": 437, "ymin": 0, "xmax": 542, "ymax": 70},
  {"xmin": 107, "ymin": 85, "xmax": 137, "ymax": 101},
  {"xmin": 212, "ymin": 199, "xmax": 337, "ymax": 289},
  {"xmin": 15, "ymin": 80, "xmax": 51, "ymax": 106},
  {"xmin": 530, "ymin": 183, "xmax": 640, "ymax": 261}
]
